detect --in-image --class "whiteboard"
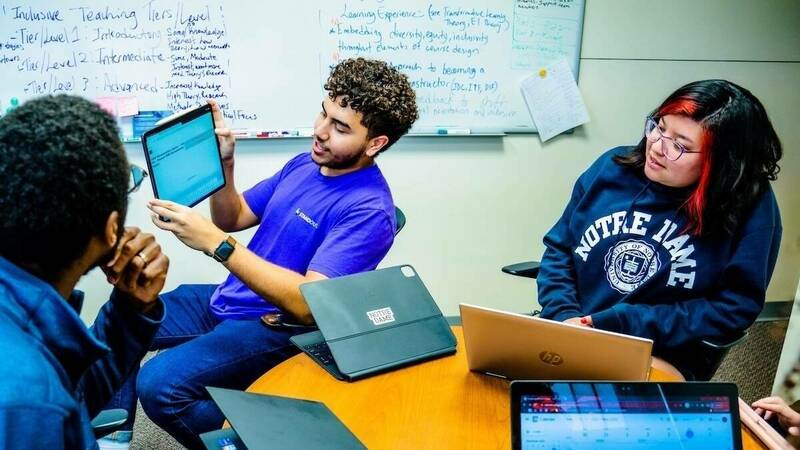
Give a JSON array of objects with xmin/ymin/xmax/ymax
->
[{"xmin": 0, "ymin": 0, "xmax": 585, "ymax": 133}]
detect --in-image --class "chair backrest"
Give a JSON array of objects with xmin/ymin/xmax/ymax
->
[
  {"xmin": 394, "ymin": 206, "xmax": 406, "ymax": 236},
  {"xmin": 657, "ymin": 332, "xmax": 748, "ymax": 381}
]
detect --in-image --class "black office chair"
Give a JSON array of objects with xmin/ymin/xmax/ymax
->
[
  {"xmin": 657, "ymin": 332, "xmax": 747, "ymax": 381},
  {"xmin": 500, "ymin": 259, "xmax": 747, "ymax": 381},
  {"xmin": 395, "ymin": 206, "xmax": 406, "ymax": 235}
]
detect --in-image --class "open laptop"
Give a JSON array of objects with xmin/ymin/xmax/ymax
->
[
  {"xmin": 291, "ymin": 265, "xmax": 457, "ymax": 381},
  {"xmin": 203, "ymin": 387, "xmax": 365, "ymax": 450},
  {"xmin": 511, "ymin": 381, "xmax": 743, "ymax": 450},
  {"xmin": 460, "ymin": 303, "xmax": 653, "ymax": 380}
]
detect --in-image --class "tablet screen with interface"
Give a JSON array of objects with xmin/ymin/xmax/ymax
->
[
  {"xmin": 142, "ymin": 104, "xmax": 225, "ymax": 207},
  {"xmin": 511, "ymin": 381, "xmax": 742, "ymax": 450}
]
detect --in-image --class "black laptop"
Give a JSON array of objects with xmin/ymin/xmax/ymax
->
[
  {"xmin": 290, "ymin": 265, "xmax": 457, "ymax": 381},
  {"xmin": 511, "ymin": 381, "xmax": 743, "ymax": 450},
  {"xmin": 203, "ymin": 387, "xmax": 365, "ymax": 450}
]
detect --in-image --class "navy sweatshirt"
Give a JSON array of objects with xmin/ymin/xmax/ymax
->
[
  {"xmin": 537, "ymin": 147, "xmax": 781, "ymax": 352},
  {"xmin": 0, "ymin": 256, "xmax": 164, "ymax": 449}
]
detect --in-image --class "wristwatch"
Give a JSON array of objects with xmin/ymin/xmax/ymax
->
[{"xmin": 204, "ymin": 235, "xmax": 237, "ymax": 262}]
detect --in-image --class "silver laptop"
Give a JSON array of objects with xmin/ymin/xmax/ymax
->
[{"xmin": 460, "ymin": 303, "xmax": 653, "ymax": 381}]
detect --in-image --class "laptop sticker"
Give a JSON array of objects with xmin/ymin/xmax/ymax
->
[{"xmin": 367, "ymin": 307, "xmax": 395, "ymax": 326}]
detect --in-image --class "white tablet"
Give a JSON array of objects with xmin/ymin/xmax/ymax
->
[{"xmin": 142, "ymin": 104, "xmax": 225, "ymax": 207}]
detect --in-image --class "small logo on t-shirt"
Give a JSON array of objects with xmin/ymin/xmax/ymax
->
[
  {"xmin": 604, "ymin": 239, "xmax": 661, "ymax": 293},
  {"xmin": 366, "ymin": 307, "xmax": 395, "ymax": 326},
  {"xmin": 295, "ymin": 208, "xmax": 319, "ymax": 229}
]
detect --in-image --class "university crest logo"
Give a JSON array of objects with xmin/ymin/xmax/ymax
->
[{"xmin": 604, "ymin": 239, "xmax": 660, "ymax": 293}]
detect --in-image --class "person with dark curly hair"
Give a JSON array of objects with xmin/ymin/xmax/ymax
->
[
  {"xmin": 104, "ymin": 57, "xmax": 418, "ymax": 448},
  {"xmin": 0, "ymin": 95, "xmax": 169, "ymax": 449},
  {"xmin": 536, "ymin": 80, "xmax": 782, "ymax": 380}
]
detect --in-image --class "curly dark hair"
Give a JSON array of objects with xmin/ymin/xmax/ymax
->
[
  {"xmin": 324, "ymin": 58, "xmax": 418, "ymax": 152},
  {"xmin": 615, "ymin": 80, "xmax": 782, "ymax": 236},
  {"xmin": 0, "ymin": 95, "xmax": 129, "ymax": 281}
]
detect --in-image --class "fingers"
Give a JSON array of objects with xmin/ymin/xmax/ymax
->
[
  {"xmin": 106, "ymin": 229, "xmax": 154, "ymax": 282},
  {"xmin": 754, "ymin": 396, "xmax": 785, "ymax": 405},
  {"xmin": 148, "ymin": 199, "xmax": 184, "ymax": 212},
  {"xmin": 789, "ymin": 426, "xmax": 800, "ymax": 436},
  {"xmin": 151, "ymin": 213, "xmax": 176, "ymax": 231},
  {"xmin": 208, "ymin": 99, "xmax": 228, "ymax": 128},
  {"xmin": 751, "ymin": 401, "xmax": 788, "ymax": 418},
  {"xmin": 140, "ymin": 251, "xmax": 169, "ymax": 284},
  {"xmin": 115, "ymin": 244, "xmax": 169, "ymax": 306},
  {"xmin": 215, "ymin": 127, "xmax": 233, "ymax": 138},
  {"xmin": 107, "ymin": 226, "xmax": 141, "ymax": 268},
  {"xmin": 147, "ymin": 200, "xmax": 186, "ymax": 224},
  {"xmin": 118, "ymin": 240, "xmax": 161, "ymax": 291},
  {"xmin": 752, "ymin": 397, "xmax": 788, "ymax": 410}
]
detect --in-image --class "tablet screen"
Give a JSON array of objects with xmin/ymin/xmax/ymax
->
[
  {"xmin": 512, "ymin": 382, "xmax": 741, "ymax": 450},
  {"xmin": 142, "ymin": 105, "xmax": 225, "ymax": 207}
]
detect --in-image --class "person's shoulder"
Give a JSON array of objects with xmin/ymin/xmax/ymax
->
[
  {"xmin": 740, "ymin": 184, "xmax": 782, "ymax": 234},
  {"xmin": 350, "ymin": 165, "xmax": 393, "ymax": 203},
  {"xmin": 594, "ymin": 146, "xmax": 631, "ymax": 171},
  {"xmin": 329, "ymin": 167, "xmax": 394, "ymax": 223},
  {"xmin": 284, "ymin": 151, "xmax": 313, "ymax": 170},
  {"xmin": 578, "ymin": 146, "xmax": 633, "ymax": 185},
  {"xmin": 0, "ymin": 327, "xmax": 72, "ymax": 409},
  {"xmin": 274, "ymin": 152, "xmax": 314, "ymax": 180}
]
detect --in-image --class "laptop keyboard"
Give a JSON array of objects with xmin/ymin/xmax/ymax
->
[{"xmin": 304, "ymin": 341, "xmax": 335, "ymax": 365}]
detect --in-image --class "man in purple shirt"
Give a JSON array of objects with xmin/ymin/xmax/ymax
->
[{"xmin": 104, "ymin": 58, "xmax": 418, "ymax": 449}]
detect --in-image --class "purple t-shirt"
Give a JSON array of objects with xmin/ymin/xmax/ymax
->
[{"xmin": 208, "ymin": 152, "xmax": 396, "ymax": 319}]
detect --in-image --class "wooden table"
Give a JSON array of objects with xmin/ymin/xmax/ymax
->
[{"xmin": 247, "ymin": 327, "xmax": 766, "ymax": 449}]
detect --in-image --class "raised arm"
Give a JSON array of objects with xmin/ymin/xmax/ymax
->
[
  {"xmin": 147, "ymin": 201, "xmax": 395, "ymax": 325},
  {"xmin": 207, "ymin": 99, "xmax": 259, "ymax": 232}
]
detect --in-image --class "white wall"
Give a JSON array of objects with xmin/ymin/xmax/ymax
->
[
  {"xmin": 773, "ymin": 280, "xmax": 800, "ymax": 399},
  {"xmin": 79, "ymin": 0, "xmax": 800, "ymax": 322}
]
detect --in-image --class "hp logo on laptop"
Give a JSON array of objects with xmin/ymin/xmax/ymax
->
[{"xmin": 539, "ymin": 351, "xmax": 563, "ymax": 366}]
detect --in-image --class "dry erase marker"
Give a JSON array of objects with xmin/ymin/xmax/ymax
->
[
  {"xmin": 436, "ymin": 128, "xmax": 471, "ymax": 135},
  {"xmin": 252, "ymin": 131, "xmax": 286, "ymax": 138},
  {"xmin": 231, "ymin": 129, "xmax": 255, "ymax": 138}
]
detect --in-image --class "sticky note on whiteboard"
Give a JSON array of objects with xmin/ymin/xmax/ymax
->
[
  {"xmin": 117, "ymin": 96, "xmax": 139, "ymax": 117},
  {"xmin": 520, "ymin": 58, "xmax": 590, "ymax": 142},
  {"xmin": 95, "ymin": 97, "xmax": 117, "ymax": 116}
]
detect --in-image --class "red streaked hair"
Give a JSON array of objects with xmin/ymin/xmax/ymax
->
[
  {"xmin": 655, "ymin": 99, "xmax": 715, "ymax": 236},
  {"xmin": 615, "ymin": 80, "xmax": 782, "ymax": 237}
]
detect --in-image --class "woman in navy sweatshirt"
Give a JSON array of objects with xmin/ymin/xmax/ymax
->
[{"xmin": 537, "ymin": 79, "xmax": 782, "ymax": 379}]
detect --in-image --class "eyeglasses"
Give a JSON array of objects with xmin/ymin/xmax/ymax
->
[
  {"xmin": 128, "ymin": 164, "xmax": 148, "ymax": 194},
  {"xmin": 644, "ymin": 117, "xmax": 701, "ymax": 161}
]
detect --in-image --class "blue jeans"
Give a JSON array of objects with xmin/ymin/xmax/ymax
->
[{"xmin": 106, "ymin": 284, "xmax": 307, "ymax": 449}]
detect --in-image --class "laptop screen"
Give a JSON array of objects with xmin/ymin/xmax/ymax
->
[{"xmin": 511, "ymin": 381, "xmax": 742, "ymax": 450}]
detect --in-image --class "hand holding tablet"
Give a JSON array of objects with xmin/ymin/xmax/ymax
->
[
  {"xmin": 207, "ymin": 99, "xmax": 236, "ymax": 164},
  {"xmin": 147, "ymin": 199, "xmax": 227, "ymax": 256}
]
